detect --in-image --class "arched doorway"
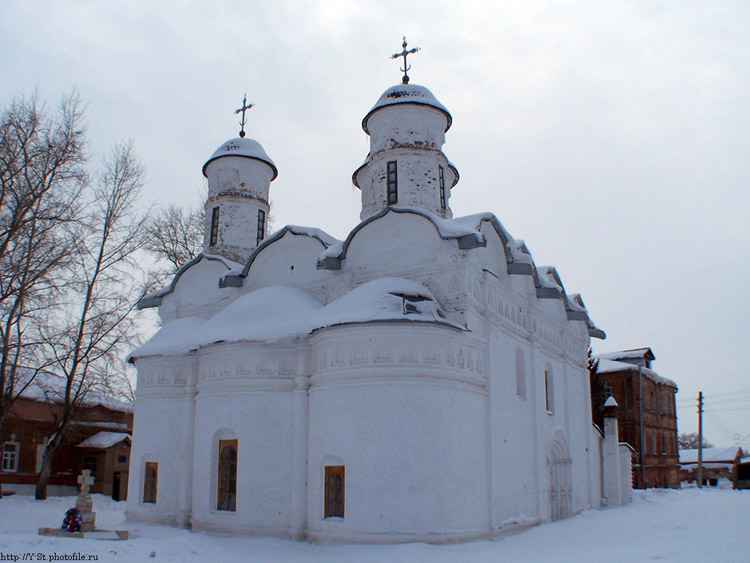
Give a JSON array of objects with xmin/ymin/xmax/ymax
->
[{"xmin": 548, "ymin": 432, "xmax": 572, "ymax": 522}]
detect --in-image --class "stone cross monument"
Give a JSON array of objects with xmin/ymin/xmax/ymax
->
[{"xmin": 76, "ymin": 469, "xmax": 97, "ymax": 532}]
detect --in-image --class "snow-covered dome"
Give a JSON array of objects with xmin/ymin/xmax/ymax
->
[
  {"xmin": 202, "ymin": 137, "xmax": 278, "ymax": 179},
  {"xmin": 362, "ymin": 84, "xmax": 452, "ymax": 134}
]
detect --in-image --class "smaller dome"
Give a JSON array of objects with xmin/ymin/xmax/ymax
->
[
  {"xmin": 202, "ymin": 137, "xmax": 278, "ymax": 179},
  {"xmin": 362, "ymin": 84, "xmax": 452, "ymax": 134}
]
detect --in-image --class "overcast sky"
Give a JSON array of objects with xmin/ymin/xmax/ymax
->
[{"xmin": 2, "ymin": 1, "xmax": 748, "ymax": 448}]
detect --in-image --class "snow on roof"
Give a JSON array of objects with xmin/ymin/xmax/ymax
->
[
  {"xmin": 679, "ymin": 446, "xmax": 744, "ymax": 465},
  {"xmin": 128, "ymin": 315, "xmax": 208, "ymax": 359},
  {"xmin": 72, "ymin": 420, "xmax": 130, "ymax": 430},
  {"xmin": 223, "ymin": 225, "xmax": 342, "ymax": 286},
  {"xmin": 603, "ymin": 396, "xmax": 618, "ymax": 408},
  {"xmin": 131, "ymin": 278, "xmax": 462, "ymax": 360},
  {"xmin": 317, "ymin": 207, "xmax": 604, "ymax": 339},
  {"xmin": 594, "ymin": 358, "xmax": 677, "ymax": 389},
  {"xmin": 75, "ymin": 431, "xmax": 131, "ymax": 449},
  {"xmin": 140, "ymin": 253, "xmax": 243, "ymax": 309},
  {"xmin": 536, "ymin": 266, "xmax": 563, "ymax": 296},
  {"xmin": 318, "ymin": 208, "xmax": 490, "ymax": 265},
  {"xmin": 362, "ymin": 84, "xmax": 452, "ymax": 133},
  {"xmin": 13, "ymin": 369, "xmax": 133, "ymax": 412},
  {"xmin": 202, "ymin": 137, "xmax": 278, "ymax": 179},
  {"xmin": 597, "ymin": 348, "xmax": 655, "ymax": 362}
]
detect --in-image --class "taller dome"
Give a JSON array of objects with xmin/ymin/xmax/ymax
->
[
  {"xmin": 354, "ymin": 83, "xmax": 458, "ymax": 220},
  {"xmin": 202, "ymin": 135, "xmax": 277, "ymax": 263},
  {"xmin": 202, "ymin": 137, "xmax": 278, "ymax": 179},
  {"xmin": 362, "ymin": 84, "xmax": 452, "ymax": 134}
]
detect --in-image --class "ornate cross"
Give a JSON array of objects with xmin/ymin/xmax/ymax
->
[
  {"xmin": 78, "ymin": 469, "xmax": 95, "ymax": 495},
  {"xmin": 234, "ymin": 94, "xmax": 254, "ymax": 138},
  {"xmin": 390, "ymin": 36, "xmax": 420, "ymax": 85}
]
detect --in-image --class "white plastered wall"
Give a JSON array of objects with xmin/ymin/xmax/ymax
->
[{"xmin": 306, "ymin": 323, "xmax": 488, "ymax": 543}]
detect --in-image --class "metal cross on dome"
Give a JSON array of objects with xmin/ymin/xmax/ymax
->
[
  {"xmin": 391, "ymin": 36, "xmax": 420, "ymax": 85},
  {"xmin": 235, "ymin": 94, "xmax": 254, "ymax": 138}
]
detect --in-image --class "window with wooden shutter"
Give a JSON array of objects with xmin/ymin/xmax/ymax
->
[
  {"xmin": 324, "ymin": 465, "xmax": 345, "ymax": 518},
  {"xmin": 218, "ymin": 439, "xmax": 238, "ymax": 511}
]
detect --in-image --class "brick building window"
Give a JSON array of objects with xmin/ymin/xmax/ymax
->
[
  {"xmin": 2, "ymin": 441, "xmax": 19, "ymax": 472},
  {"xmin": 218, "ymin": 439, "xmax": 238, "ymax": 511},
  {"xmin": 143, "ymin": 461, "xmax": 158, "ymax": 504},
  {"xmin": 387, "ymin": 161, "xmax": 398, "ymax": 204},
  {"xmin": 324, "ymin": 465, "xmax": 345, "ymax": 518}
]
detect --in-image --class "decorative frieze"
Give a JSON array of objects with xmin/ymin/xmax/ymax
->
[{"xmin": 310, "ymin": 325, "xmax": 485, "ymax": 392}]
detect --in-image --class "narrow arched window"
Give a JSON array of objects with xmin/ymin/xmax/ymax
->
[
  {"xmin": 387, "ymin": 161, "xmax": 398, "ymax": 204},
  {"xmin": 439, "ymin": 165, "xmax": 446, "ymax": 210},
  {"xmin": 143, "ymin": 461, "xmax": 158, "ymax": 504},
  {"xmin": 218, "ymin": 439, "xmax": 237, "ymax": 511},
  {"xmin": 257, "ymin": 209, "xmax": 266, "ymax": 245},
  {"xmin": 515, "ymin": 348, "xmax": 526, "ymax": 399},
  {"xmin": 324, "ymin": 465, "xmax": 345, "ymax": 518},
  {"xmin": 210, "ymin": 206, "xmax": 220, "ymax": 246},
  {"xmin": 545, "ymin": 367, "xmax": 554, "ymax": 413}
]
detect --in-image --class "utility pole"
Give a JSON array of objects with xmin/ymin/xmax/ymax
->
[{"xmin": 697, "ymin": 391, "xmax": 704, "ymax": 488}]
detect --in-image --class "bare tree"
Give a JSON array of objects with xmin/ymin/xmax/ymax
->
[
  {"xmin": 0, "ymin": 92, "xmax": 86, "ymax": 496},
  {"xmin": 34, "ymin": 141, "xmax": 149, "ymax": 499},
  {"xmin": 145, "ymin": 202, "xmax": 204, "ymax": 276},
  {"xmin": 145, "ymin": 196, "xmax": 275, "ymax": 284},
  {"xmin": 678, "ymin": 433, "xmax": 713, "ymax": 450}
]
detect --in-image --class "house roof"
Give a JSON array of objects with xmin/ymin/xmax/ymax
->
[
  {"xmin": 679, "ymin": 446, "xmax": 744, "ymax": 465},
  {"xmin": 12, "ymin": 368, "xmax": 134, "ymax": 413},
  {"xmin": 593, "ymin": 357, "xmax": 677, "ymax": 389},
  {"xmin": 75, "ymin": 431, "xmax": 131, "ymax": 449},
  {"xmin": 597, "ymin": 348, "xmax": 655, "ymax": 362}
]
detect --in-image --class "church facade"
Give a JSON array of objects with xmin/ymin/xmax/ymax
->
[{"xmin": 126, "ymin": 74, "xmax": 630, "ymax": 543}]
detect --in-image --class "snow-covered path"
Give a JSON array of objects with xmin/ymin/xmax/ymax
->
[{"xmin": 0, "ymin": 487, "xmax": 747, "ymax": 562}]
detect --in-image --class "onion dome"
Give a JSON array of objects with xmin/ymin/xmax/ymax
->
[
  {"xmin": 362, "ymin": 84, "xmax": 452, "ymax": 134},
  {"xmin": 202, "ymin": 137, "xmax": 278, "ymax": 180}
]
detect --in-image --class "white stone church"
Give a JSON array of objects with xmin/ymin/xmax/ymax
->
[{"xmin": 126, "ymin": 67, "xmax": 631, "ymax": 542}]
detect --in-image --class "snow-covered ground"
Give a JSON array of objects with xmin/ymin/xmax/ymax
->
[{"xmin": 0, "ymin": 487, "xmax": 747, "ymax": 562}]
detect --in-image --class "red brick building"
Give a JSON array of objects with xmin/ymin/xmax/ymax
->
[
  {"xmin": 593, "ymin": 348, "xmax": 679, "ymax": 488},
  {"xmin": 1, "ymin": 372, "xmax": 133, "ymax": 498}
]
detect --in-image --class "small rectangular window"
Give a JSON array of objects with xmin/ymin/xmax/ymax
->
[
  {"xmin": 2, "ymin": 442, "xmax": 19, "ymax": 472},
  {"xmin": 257, "ymin": 209, "xmax": 266, "ymax": 245},
  {"xmin": 218, "ymin": 439, "xmax": 238, "ymax": 511},
  {"xmin": 545, "ymin": 369, "xmax": 554, "ymax": 413},
  {"xmin": 515, "ymin": 349, "xmax": 526, "ymax": 399},
  {"xmin": 324, "ymin": 465, "xmax": 345, "ymax": 518},
  {"xmin": 439, "ymin": 165, "xmax": 446, "ymax": 210},
  {"xmin": 210, "ymin": 206, "xmax": 220, "ymax": 246},
  {"xmin": 387, "ymin": 161, "xmax": 398, "ymax": 204},
  {"xmin": 143, "ymin": 461, "xmax": 158, "ymax": 504}
]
